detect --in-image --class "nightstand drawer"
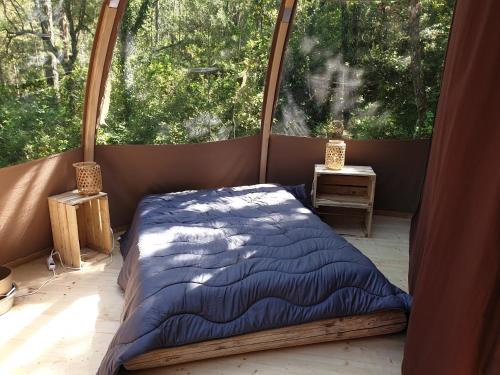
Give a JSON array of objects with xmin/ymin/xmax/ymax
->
[{"xmin": 317, "ymin": 175, "xmax": 370, "ymax": 198}]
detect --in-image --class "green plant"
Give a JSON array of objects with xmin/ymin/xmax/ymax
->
[{"xmin": 312, "ymin": 119, "xmax": 345, "ymax": 139}]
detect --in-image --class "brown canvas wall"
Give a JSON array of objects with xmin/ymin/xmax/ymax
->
[
  {"xmin": 97, "ymin": 134, "xmax": 430, "ymax": 229},
  {"xmin": 404, "ymin": 0, "xmax": 500, "ymax": 374},
  {"xmin": 94, "ymin": 136, "xmax": 261, "ymax": 228},
  {"xmin": 0, "ymin": 134, "xmax": 430, "ymax": 265},
  {"xmin": 267, "ymin": 134, "xmax": 430, "ymax": 213},
  {"xmin": 0, "ymin": 149, "xmax": 82, "ymax": 265}
]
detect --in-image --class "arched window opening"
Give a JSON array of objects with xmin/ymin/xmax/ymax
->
[
  {"xmin": 272, "ymin": 0, "xmax": 455, "ymax": 140},
  {"xmin": 0, "ymin": 1, "xmax": 101, "ymax": 167},
  {"xmin": 98, "ymin": 0, "xmax": 279, "ymax": 145}
]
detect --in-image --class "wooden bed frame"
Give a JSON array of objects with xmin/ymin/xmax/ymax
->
[{"xmin": 124, "ymin": 310, "xmax": 407, "ymax": 371}]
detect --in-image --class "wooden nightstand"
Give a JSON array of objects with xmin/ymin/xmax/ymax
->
[
  {"xmin": 48, "ymin": 191, "xmax": 113, "ymax": 268},
  {"xmin": 312, "ymin": 165, "xmax": 376, "ymax": 237}
]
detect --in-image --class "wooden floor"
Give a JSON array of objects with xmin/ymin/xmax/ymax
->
[{"xmin": 0, "ymin": 216, "xmax": 410, "ymax": 375}]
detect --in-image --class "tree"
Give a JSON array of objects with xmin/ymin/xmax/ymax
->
[
  {"xmin": 0, "ymin": 0, "xmax": 456, "ymax": 168},
  {"xmin": 36, "ymin": 0, "xmax": 59, "ymax": 92},
  {"xmin": 408, "ymin": 0, "xmax": 427, "ymax": 137},
  {"xmin": 0, "ymin": 0, "xmax": 99, "ymax": 167}
]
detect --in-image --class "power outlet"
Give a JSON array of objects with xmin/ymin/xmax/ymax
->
[{"xmin": 47, "ymin": 254, "xmax": 56, "ymax": 271}]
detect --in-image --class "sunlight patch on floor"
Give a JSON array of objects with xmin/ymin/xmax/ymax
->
[
  {"xmin": 0, "ymin": 294, "xmax": 100, "ymax": 374},
  {"xmin": 0, "ymin": 302, "xmax": 52, "ymax": 346}
]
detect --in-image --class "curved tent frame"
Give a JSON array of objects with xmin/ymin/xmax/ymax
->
[
  {"xmin": 82, "ymin": 0, "xmax": 127, "ymax": 162},
  {"xmin": 82, "ymin": 0, "xmax": 298, "ymax": 183}
]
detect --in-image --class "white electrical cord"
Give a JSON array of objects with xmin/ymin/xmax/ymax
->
[
  {"xmin": 51, "ymin": 249, "xmax": 82, "ymax": 271},
  {"xmin": 15, "ymin": 229, "xmax": 116, "ymax": 299},
  {"xmin": 16, "ymin": 269, "xmax": 57, "ymax": 298},
  {"xmin": 108, "ymin": 227, "xmax": 115, "ymax": 266}
]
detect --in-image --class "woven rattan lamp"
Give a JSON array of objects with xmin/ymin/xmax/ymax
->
[
  {"xmin": 325, "ymin": 140, "xmax": 346, "ymax": 170},
  {"xmin": 73, "ymin": 162, "xmax": 102, "ymax": 195}
]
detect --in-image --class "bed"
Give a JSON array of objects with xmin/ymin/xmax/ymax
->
[{"xmin": 98, "ymin": 184, "xmax": 411, "ymax": 374}]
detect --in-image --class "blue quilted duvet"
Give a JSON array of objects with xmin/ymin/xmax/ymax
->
[{"xmin": 98, "ymin": 184, "xmax": 411, "ymax": 374}]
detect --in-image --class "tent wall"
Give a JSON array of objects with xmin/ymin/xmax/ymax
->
[
  {"xmin": 267, "ymin": 135, "xmax": 430, "ymax": 213},
  {"xmin": 404, "ymin": 0, "xmax": 500, "ymax": 373},
  {"xmin": 97, "ymin": 136, "xmax": 430, "ymax": 230},
  {"xmin": 0, "ymin": 137, "xmax": 430, "ymax": 265},
  {"xmin": 0, "ymin": 149, "xmax": 82, "ymax": 265}
]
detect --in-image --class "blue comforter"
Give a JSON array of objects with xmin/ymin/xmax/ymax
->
[{"xmin": 98, "ymin": 184, "xmax": 410, "ymax": 374}]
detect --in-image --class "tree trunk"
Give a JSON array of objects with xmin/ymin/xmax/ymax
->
[
  {"xmin": 62, "ymin": 0, "xmax": 84, "ymax": 72},
  {"xmin": 48, "ymin": 51, "xmax": 60, "ymax": 95},
  {"xmin": 60, "ymin": 11, "xmax": 71, "ymax": 63},
  {"xmin": 340, "ymin": 0, "xmax": 350, "ymax": 129},
  {"xmin": 409, "ymin": 0, "xmax": 427, "ymax": 136},
  {"xmin": 351, "ymin": 2, "xmax": 360, "ymax": 65},
  {"xmin": 61, "ymin": 0, "xmax": 85, "ymax": 114},
  {"xmin": 36, "ymin": 0, "xmax": 60, "ymax": 94},
  {"xmin": 119, "ymin": 11, "xmax": 133, "ymax": 127},
  {"xmin": 154, "ymin": 0, "xmax": 160, "ymax": 46},
  {"xmin": 117, "ymin": 2, "xmax": 152, "ymax": 130}
]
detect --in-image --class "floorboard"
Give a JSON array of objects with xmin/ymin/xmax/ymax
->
[{"xmin": 0, "ymin": 215, "xmax": 410, "ymax": 374}]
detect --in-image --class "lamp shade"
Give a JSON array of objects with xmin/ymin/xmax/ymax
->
[{"xmin": 325, "ymin": 140, "xmax": 346, "ymax": 170}]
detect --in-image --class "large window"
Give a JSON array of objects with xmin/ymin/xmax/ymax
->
[
  {"xmin": 98, "ymin": 0, "xmax": 279, "ymax": 145},
  {"xmin": 273, "ymin": 0, "xmax": 455, "ymax": 140},
  {"xmin": 0, "ymin": 1, "xmax": 100, "ymax": 167}
]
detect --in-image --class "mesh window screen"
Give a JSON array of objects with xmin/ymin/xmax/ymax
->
[
  {"xmin": 98, "ymin": 0, "xmax": 280, "ymax": 145},
  {"xmin": 272, "ymin": 0, "xmax": 454, "ymax": 140},
  {"xmin": 0, "ymin": 1, "xmax": 101, "ymax": 167}
]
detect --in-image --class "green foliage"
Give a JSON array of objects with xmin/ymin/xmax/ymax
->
[
  {"xmin": 0, "ymin": 0, "xmax": 100, "ymax": 167},
  {"xmin": 0, "ymin": 0, "xmax": 454, "ymax": 168},
  {"xmin": 312, "ymin": 119, "xmax": 344, "ymax": 139},
  {"xmin": 349, "ymin": 112, "xmax": 406, "ymax": 140},
  {"xmin": 98, "ymin": 0, "xmax": 279, "ymax": 145},
  {"xmin": 274, "ymin": 0, "xmax": 454, "ymax": 140},
  {"xmin": 0, "ymin": 72, "xmax": 85, "ymax": 167}
]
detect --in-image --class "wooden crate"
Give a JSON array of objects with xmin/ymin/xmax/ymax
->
[
  {"xmin": 48, "ymin": 191, "xmax": 113, "ymax": 268},
  {"xmin": 312, "ymin": 165, "xmax": 376, "ymax": 237}
]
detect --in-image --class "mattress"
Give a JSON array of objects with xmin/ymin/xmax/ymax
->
[{"xmin": 98, "ymin": 184, "xmax": 411, "ymax": 374}]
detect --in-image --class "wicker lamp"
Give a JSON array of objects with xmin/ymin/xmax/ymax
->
[
  {"xmin": 73, "ymin": 162, "xmax": 102, "ymax": 195},
  {"xmin": 323, "ymin": 120, "xmax": 346, "ymax": 170},
  {"xmin": 325, "ymin": 140, "xmax": 346, "ymax": 170}
]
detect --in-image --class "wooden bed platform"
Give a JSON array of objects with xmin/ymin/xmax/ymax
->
[{"xmin": 124, "ymin": 310, "xmax": 407, "ymax": 371}]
